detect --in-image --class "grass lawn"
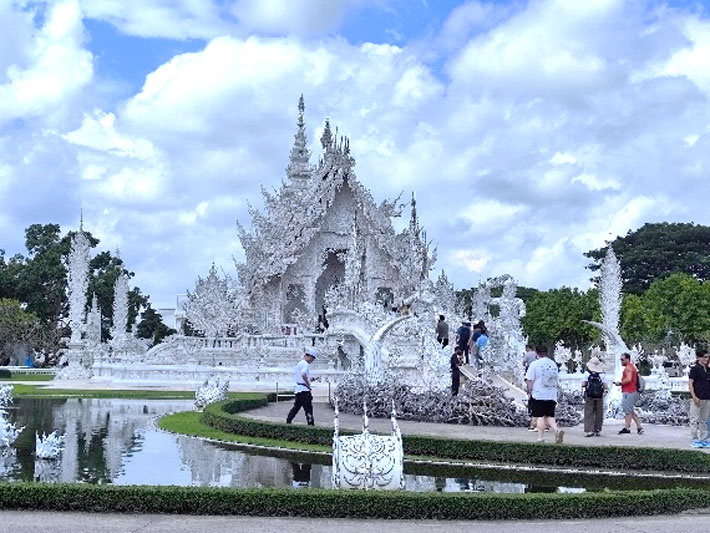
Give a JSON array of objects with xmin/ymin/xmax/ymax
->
[
  {"xmin": 159, "ymin": 411, "xmax": 330, "ymax": 452},
  {"xmin": 11, "ymin": 385, "xmax": 270, "ymax": 401},
  {"xmin": 1, "ymin": 374, "xmax": 55, "ymax": 381}
]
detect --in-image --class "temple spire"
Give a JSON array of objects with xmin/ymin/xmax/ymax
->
[{"xmin": 286, "ymin": 94, "xmax": 311, "ymax": 187}]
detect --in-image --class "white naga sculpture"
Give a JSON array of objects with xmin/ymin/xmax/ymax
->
[
  {"xmin": 194, "ymin": 378, "xmax": 229, "ymax": 410},
  {"xmin": 332, "ymin": 399, "xmax": 404, "ymax": 490},
  {"xmin": 0, "ymin": 411, "xmax": 24, "ymax": 447},
  {"xmin": 35, "ymin": 431, "xmax": 65, "ymax": 459}
]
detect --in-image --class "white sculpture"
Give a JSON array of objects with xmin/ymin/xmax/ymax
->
[
  {"xmin": 677, "ymin": 343, "xmax": 695, "ymax": 374},
  {"xmin": 0, "ymin": 384, "xmax": 13, "ymax": 408},
  {"xmin": 110, "ymin": 266, "xmax": 130, "ymax": 349},
  {"xmin": 0, "ymin": 410, "xmax": 24, "ymax": 447},
  {"xmin": 554, "ymin": 341, "xmax": 573, "ymax": 373},
  {"xmin": 332, "ymin": 399, "xmax": 404, "ymax": 490},
  {"xmin": 194, "ymin": 377, "xmax": 229, "ymax": 410},
  {"xmin": 183, "ymin": 264, "xmax": 242, "ymax": 337},
  {"xmin": 67, "ymin": 226, "xmax": 91, "ymax": 343},
  {"xmin": 584, "ymin": 245, "xmax": 627, "ymax": 414},
  {"xmin": 35, "ymin": 431, "xmax": 65, "ymax": 459}
]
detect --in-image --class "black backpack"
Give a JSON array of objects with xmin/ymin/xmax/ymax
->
[{"xmin": 586, "ymin": 372, "xmax": 604, "ymax": 399}]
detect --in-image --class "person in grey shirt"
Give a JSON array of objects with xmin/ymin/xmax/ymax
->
[{"xmin": 436, "ymin": 315, "xmax": 449, "ymax": 348}]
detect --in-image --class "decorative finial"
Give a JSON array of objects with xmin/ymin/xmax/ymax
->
[
  {"xmin": 79, "ymin": 209, "xmax": 84, "ymax": 232},
  {"xmin": 321, "ymin": 118, "xmax": 333, "ymax": 150}
]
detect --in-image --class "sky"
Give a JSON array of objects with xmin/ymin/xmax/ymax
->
[{"xmin": 2, "ymin": 0, "xmax": 710, "ymax": 310}]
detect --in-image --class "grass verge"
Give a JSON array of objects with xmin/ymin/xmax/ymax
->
[
  {"xmin": 0, "ymin": 374, "xmax": 55, "ymax": 382},
  {"xmin": 12, "ymin": 385, "xmax": 268, "ymax": 401}
]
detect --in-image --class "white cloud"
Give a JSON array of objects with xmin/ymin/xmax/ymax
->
[
  {"xmin": 0, "ymin": 0, "xmax": 93, "ymax": 125},
  {"xmin": 4, "ymin": 0, "xmax": 710, "ymax": 308}
]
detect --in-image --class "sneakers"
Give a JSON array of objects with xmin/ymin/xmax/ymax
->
[
  {"xmin": 618, "ymin": 428, "xmax": 631, "ymax": 434},
  {"xmin": 555, "ymin": 430, "xmax": 565, "ymax": 444},
  {"xmin": 691, "ymin": 440, "xmax": 705, "ymax": 448},
  {"xmin": 594, "ymin": 432, "xmax": 601, "ymax": 437},
  {"xmin": 637, "ymin": 427, "xmax": 644, "ymax": 435},
  {"xmin": 527, "ymin": 427, "xmax": 537, "ymax": 432},
  {"xmin": 584, "ymin": 432, "xmax": 594, "ymax": 438}
]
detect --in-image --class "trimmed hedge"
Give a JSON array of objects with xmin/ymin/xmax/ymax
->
[
  {"xmin": 203, "ymin": 399, "xmax": 710, "ymax": 474},
  {"xmin": 0, "ymin": 483, "xmax": 708, "ymax": 519}
]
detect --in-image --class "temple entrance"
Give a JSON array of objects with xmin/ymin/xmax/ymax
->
[
  {"xmin": 283, "ymin": 283, "xmax": 307, "ymax": 323},
  {"xmin": 315, "ymin": 249, "xmax": 345, "ymax": 314}
]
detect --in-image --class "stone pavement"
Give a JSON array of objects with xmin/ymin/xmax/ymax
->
[
  {"xmin": 246, "ymin": 399, "xmax": 708, "ymax": 452},
  {"xmin": 2, "ymin": 510, "xmax": 710, "ymax": 533}
]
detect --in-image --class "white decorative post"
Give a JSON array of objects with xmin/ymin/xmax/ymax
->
[
  {"xmin": 111, "ymin": 269, "xmax": 129, "ymax": 349},
  {"xmin": 598, "ymin": 245, "xmax": 625, "ymax": 413}
]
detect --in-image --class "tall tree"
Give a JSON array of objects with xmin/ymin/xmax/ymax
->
[
  {"xmin": 585, "ymin": 222, "xmax": 710, "ymax": 294},
  {"xmin": 521, "ymin": 287, "xmax": 601, "ymax": 350}
]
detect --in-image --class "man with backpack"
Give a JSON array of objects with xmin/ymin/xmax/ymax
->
[{"xmin": 582, "ymin": 356, "xmax": 608, "ymax": 437}]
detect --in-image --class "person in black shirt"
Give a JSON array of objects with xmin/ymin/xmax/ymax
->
[
  {"xmin": 451, "ymin": 346, "xmax": 464, "ymax": 396},
  {"xmin": 689, "ymin": 349, "xmax": 710, "ymax": 445},
  {"xmin": 456, "ymin": 321, "xmax": 472, "ymax": 364}
]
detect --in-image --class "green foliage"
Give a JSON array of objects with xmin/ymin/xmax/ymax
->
[
  {"xmin": 521, "ymin": 288, "xmax": 600, "ymax": 350},
  {"xmin": 585, "ymin": 222, "xmax": 710, "ymax": 294},
  {"xmin": 136, "ymin": 306, "xmax": 177, "ymax": 346},
  {"xmin": 0, "ymin": 223, "xmax": 173, "ymax": 356},
  {"xmin": 0, "ymin": 298, "xmax": 45, "ymax": 363},
  {"xmin": 620, "ymin": 273, "xmax": 710, "ymax": 346},
  {"xmin": 203, "ymin": 401, "xmax": 710, "ymax": 473},
  {"xmin": 0, "ymin": 483, "xmax": 707, "ymax": 519},
  {"xmin": 12, "ymin": 385, "xmax": 265, "ymax": 400}
]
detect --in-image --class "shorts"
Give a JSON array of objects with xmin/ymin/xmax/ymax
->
[
  {"xmin": 530, "ymin": 398, "xmax": 556, "ymax": 418},
  {"xmin": 621, "ymin": 392, "xmax": 639, "ymax": 415}
]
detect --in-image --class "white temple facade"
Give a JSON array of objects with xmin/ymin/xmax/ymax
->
[{"xmin": 236, "ymin": 96, "xmax": 431, "ymax": 330}]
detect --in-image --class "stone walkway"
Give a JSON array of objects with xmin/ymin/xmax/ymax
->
[{"xmin": 245, "ymin": 399, "xmax": 708, "ymax": 452}]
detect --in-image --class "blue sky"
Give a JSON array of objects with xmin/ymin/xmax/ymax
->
[{"xmin": 2, "ymin": 0, "xmax": 710, "ymax": 310}]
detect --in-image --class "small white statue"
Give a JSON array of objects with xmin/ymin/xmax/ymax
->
[
  {"xmin": 35, "ymin": 431, "xmax": 65, "ymax": 459},
  {"xmin": 0, "ymin": 410, "xmax": 24, "ymax": 447},
  {"xmin": 194, "ymin": 377, "xmax": 229, "ymax": 409},
  {"xmin": 0, "ymin": 384, "xmax": 13, "ymax": 408}
]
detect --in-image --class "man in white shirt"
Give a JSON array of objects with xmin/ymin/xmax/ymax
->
[
  {"xmin": 286, "ymin": 347, "xmax": 317, "ymax": 425},
  {"xmin": 525, "ymin": 346, "xmax": 564, "ymax": 444}
]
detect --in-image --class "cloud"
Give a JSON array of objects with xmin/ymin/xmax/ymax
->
[
  {"xmin": 4, "ymin": 0, "xmax": 710, "ymax": 309},
  {"xmin": 0, "ymin": 0, "xmax": 93, "ymax": 126}
]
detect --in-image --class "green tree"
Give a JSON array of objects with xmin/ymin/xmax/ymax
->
[
  {"xmin": 585, "ymin": 222, "xmax": 710, "ymax": 294},
  {"xmin": 136, "ymin": 306, "xmax": 177, "ymax": 346},
  {"xmin": 521, "ymin": 287, "xmax": 601, "ymax": 350},
  {"xmin": 0, "ymin": 298, "xmax": 43, "ymax": 363}
]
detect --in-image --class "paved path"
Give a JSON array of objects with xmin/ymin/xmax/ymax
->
[
  {"xmin": 2, "ymin": 510, "xmax": 710, "ymax": 533},
  {"xmin": 247, "ymin": 400, "xmax": 707, "ymax": 452}
]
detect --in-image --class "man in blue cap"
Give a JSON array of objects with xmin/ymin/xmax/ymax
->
[{"xmin": 286, "ymin": 347, "xmax": 317, "ymax": 425}]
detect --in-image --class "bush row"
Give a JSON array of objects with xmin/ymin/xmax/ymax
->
[
  {"xmin": 203, "ymin": 400, "xmax": 710, "ymax": 473},
  {"xmin": 0, "ymin": 483, "xmax": 708, "ymax": 519}
]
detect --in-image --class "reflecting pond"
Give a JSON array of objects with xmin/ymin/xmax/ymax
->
[{"xmin": 0, "ymin": 398, "xmax": 661, "ymax": 492}]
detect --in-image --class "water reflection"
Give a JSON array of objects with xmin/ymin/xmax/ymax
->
[{"xmin": 1, "ymin": 398, "xmax": 585, "ymax": 493}]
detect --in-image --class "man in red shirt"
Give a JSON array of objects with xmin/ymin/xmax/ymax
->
[{"xmin": 615, "ymin": 352, "xmax": 644, "ymax": 435}]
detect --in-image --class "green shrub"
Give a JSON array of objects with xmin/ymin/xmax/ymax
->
[
  {"xmin": 203, "ymin": 400, "xmax": 710, "ymax": 473},
  {"xmin": 0, "ymin": 483, "xmax": 707, "ymax": 519}
]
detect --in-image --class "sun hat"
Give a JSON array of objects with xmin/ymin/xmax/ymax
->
[
  {"xmin": 305, "ymin": 347, "xmax": 318, "ymax": 358},
  {"xmin": 586, "ymin": 356, "xmax": 604, "ymax": 373}
]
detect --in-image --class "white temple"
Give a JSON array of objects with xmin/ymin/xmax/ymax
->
[{"xmin": 236, "ymin": 96, "xmax": 432, "ymax": 331}]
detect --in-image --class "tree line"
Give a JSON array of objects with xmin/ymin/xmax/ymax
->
[
  {"xmin": 0, "ymin": 223, "xmax": 174, "ymax": 364},
  {"xmin": 458, "ymin": 222, "xmax": 710, "ymax": 353}
]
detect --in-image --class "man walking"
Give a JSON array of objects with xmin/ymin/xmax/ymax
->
[
  {"xmin": 456, "ymin": 321, "xmax": 472, "ymax": 364},
  {"xmin": 286, "ymin": 347, "xmax": 317, "ymax": 425},
  {"xmin": 615, "ymin": 352, "xmax": 644, "ymax": 435},
  {"xmin": 688, "ymin": 349, "xmax": 710, "ymax": 448},
  {"xmin": 437, "ymin": 315, "xmax": 449, "ymax": 347},
  {"xmin": 523, "ymin": 344, "xmax": 538, "ymax": 431},
  {"xmin": 451, "ymin": 346, "xmax": 464, "ymax": 396},
  {"xmin": 525, "ymin": 346, "xmax": 564, "ymax": 444}
]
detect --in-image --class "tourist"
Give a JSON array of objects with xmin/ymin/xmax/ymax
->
[
  {"xmin": 450, "ymin": 346, "xmax": 464, "ymax": 396},
  {"xmin": 474, "ymin": 326, "xmax": 489, "ymax": 368},
  {"xmin": 437, "ymin": 315, "xmax": 449, "ymax": 348},
  {"xmin": 286, "ymin": 347, "xmax": 317, "ymax": 425},
  {"xmin": 525, "ymin": 346, "xmax": 564, "ymax": 443},
  {"xmin": 614, "ymin": 352, "xmax": 644, "ymax": 435},
  {"xmin": 688, "ymin": 349, "xmax": 710, "ymax": 448},
  {"xmin": 456, "ymin": 321, "xmax": 472, "ymax": 364},
  {"xmin": 523, "ymin": 345, "xmax": 538, "ymax": 431},
  {"xmin": 582, "ymin": 356, "xmax": 608, "ymax": 437}
]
